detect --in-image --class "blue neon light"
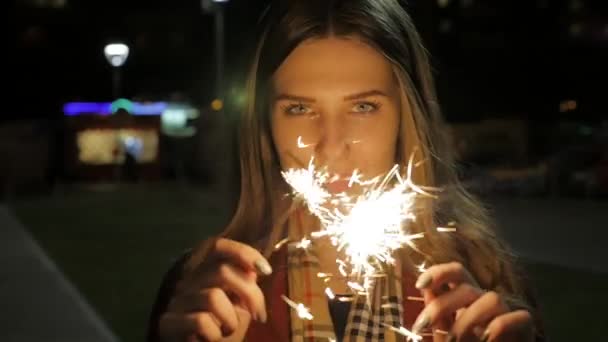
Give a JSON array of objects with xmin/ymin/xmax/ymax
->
[{"xmin": 64, "ymin": 101, "xmax": 168, "ymax": 116}]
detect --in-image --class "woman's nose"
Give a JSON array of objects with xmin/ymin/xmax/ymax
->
[{"xmin": 314, "ymin": 116, "xmax": 348, "ymax": 163}]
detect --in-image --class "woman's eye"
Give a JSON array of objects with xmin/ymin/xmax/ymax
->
[
  {"xmin": 351, "ymin": 102, "xmax": 380, "ymax": 113},
  {"xmin": 284, "ymin": 103, "xmax": 312, "ymax": 115}
]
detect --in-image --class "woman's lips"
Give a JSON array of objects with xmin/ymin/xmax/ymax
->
[{"xmin": 325, "ymin": 179, "xmax": 351, "ymax": 194}]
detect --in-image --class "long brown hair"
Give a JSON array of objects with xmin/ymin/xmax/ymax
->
[{"xmin": 188, "ymin": 0, "xmax": 532, "ymax": 310}]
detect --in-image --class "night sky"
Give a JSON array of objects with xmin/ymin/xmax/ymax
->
[{"xmin": 9, "ymin": 0, "xmax": 608, "ymax": 122}]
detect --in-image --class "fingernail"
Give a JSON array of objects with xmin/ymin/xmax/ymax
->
[
  {"xmin": 254, "ymin": 258, "xmax": 273, "ymax": 275},
  {"xmin": 415, "ymin": 273, "xmax": 432, "ymax": 289},
  {"xmin": 481, "ymin": 329, "xmax": 490, "ymax": 342},
  {"xmin": 260, "ymin": 309, "xmax": 267, "ymax": 323},
  {"xmin": 412, "ymin": 313, "xmax": 429, "ymax": 332}
]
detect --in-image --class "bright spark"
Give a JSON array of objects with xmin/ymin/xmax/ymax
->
[
  {"xmin": 281, "ymin": 295, "xmax": 313, "ymax": 320},
  {"xmin": 338, "ymin": 296, "xmax": 355, "ymax": 302},
  {"xmin": 295, "ymin": 237, "xmax": 312, "ymax": 249},
  {"xmin": 297, "ymin": 136, "xmax": 314, "ymax": 148},
  {"xmin": 381, "ymin": 323, "xmax": 423, "ymax": 342},
  {"xmin": 325, "ymin": 287, "xmax": 336, "ymax": 300},
  {"xmin": 274, "ymin": 238, "xmax": 289, "ymax": 250}
]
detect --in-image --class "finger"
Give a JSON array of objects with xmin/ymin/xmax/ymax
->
[
  {"xmin": 415, "ymin": 262, "xmax": 478, "ymax": 292},
  {"xmin": 485, "ymin": 310, "xmax": 534, "ymax": 342},
  {"xmin": 205, "ymin": 288, "xmax": 240, "ymax": 335},
  {"xmin": 188, "ymin": 305, "xmax": 254, "ymax": 342},
  {"xmin": 217, "ymin": 263, "xmax": 267, "ymax": 323},
  {"xmin": 171, "ymin": 287, "xmax": 240, "ymax": 335},
  {"xmin": 159, "ymin": 312, "xmax": 222, "ymax": 342},
  {"xmin": 420, "ymin": 283, "xmax": 452, "ymax": 336},
  {"xmin": 412, "ymin": 283, "xmax": 483, "ymax": 333},
  {"xmin": 450, "ymin": 291, "xmax": 509, "ymax": 340},
  {"xmin": 189, "ymin": 312, "xmax": 223, "ymax": 342},
  {"xmin": 212, "ymin": 238, "xmax": 273, "ymax": 276}
]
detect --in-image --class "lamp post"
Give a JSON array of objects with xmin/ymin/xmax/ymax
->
[
  {"xmin": 104, "ymin": 43, "xmax": 130, "ymax": 99},
  {"xmin": 202, "ymin": 0, "xmax": 234, "ymax": 205},
  {"xmin": 202, "ymin": 0, "xmax": 228, "ymax": 100}
]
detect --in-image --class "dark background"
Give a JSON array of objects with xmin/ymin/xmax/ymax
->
[
  {"xmin": 2, "ymin": 1, "xmax": 608, "ymax": 341},
  {"xmin": 9, "ymin": 0, "xmax": 608, "ymax": 121}
]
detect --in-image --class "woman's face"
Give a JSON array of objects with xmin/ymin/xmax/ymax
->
[{"xmin": 271, "ymin": 37, "xmax": 402, "ymax": 193}]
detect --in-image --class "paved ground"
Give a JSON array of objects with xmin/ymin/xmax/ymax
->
[
  {"xmin": 0, "ymin": 205, "xmax": 118, "ymax": 342},
  {"xmin": 488, "ymin": 196, "xmax": 608, "ymax": 274},
  {"xmin": 0, "ymin": 194, "xmax": 605, "ymax": 341}
]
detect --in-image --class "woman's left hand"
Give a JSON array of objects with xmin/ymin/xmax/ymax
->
[{"xmin": 412, "ymin": 262, "xmax": 535, "ymax": 342}]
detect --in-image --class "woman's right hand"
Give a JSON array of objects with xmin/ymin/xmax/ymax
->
[{"xmin": 158, "ymin": 238, "xmax": 273, "ymax": 342}]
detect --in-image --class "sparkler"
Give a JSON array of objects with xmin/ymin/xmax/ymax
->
[
  {"xmin": 278, "ymin": 138, "xmax": 450, "ymax": 341},
  {"xmin": 281, "ymin": 152, "xmax": 433, "ymax": 292}
]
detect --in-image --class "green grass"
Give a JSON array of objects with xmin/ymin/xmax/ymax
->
[{"xmin": 9, "ymin": 184, "xmax": 606, "ymax": 341}]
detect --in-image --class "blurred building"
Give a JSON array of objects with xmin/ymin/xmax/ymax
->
[
  {"xmin": 62, "ymin": 99, "xmax": 200, "ymax": 182},
  {"xmin": 63, "ymin": 100, "xmax": 162, "ymax": 182}
]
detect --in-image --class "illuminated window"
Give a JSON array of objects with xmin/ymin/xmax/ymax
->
[{"xmin": 77, "ymin": 129, "xmax": 158, "ymax": 165}]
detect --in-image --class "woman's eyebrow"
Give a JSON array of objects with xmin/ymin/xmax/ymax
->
[
  {"xmin": 273, "ymin": 93, "xmax": 316, "ymax": 102},
  {"xmin": 274, "ymin": 89, "xmax": 388, "ymax": 103},
  {"xmin": 343, "ymin": 89, "xmax": 388, "ymax": 100}
]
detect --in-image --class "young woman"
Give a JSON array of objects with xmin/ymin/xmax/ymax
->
[{"xmin": 147, "ymin": 1, "xmax": 543, "ymax": 341}]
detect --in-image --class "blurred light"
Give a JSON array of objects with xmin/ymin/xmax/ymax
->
[
  {"xmin": 230, "ymin": 87, "xmax": 247, "ymax": 107},
  {"xmin": 104, "ymin": 43, "xmax": 129, "ymax": 67},
  {"xmin": 212, "ymin": 0, "xmax": 229, "ymax": 2},
  {"xmin": 132, "ymin": 102, "xmax": 168, "ymax": 115},
  {"xmin": 569, "ymin": 23, "xmax": 583, "ymax": 37},
  {"xmin": 439, "ymin": 19, "xmax": 453, "ymax": 33},
  {"xmin": 22, "ymin": 0, "xmax": 67, "ymax": 8},
  {"xmin": 64, "ymin": 102, "xmax": 111, "ymax": 115},
  {"xmin": 110, "ymin": 98, "xmax": 133, "ymax": 114},
  {"xmin": 64, "ymin": 101, "xmax": 168, "ymax": 116},
  {"xmin": 569, "ymin": 0, "xmax": 583, "ymax": 12},
  {"xmin": 211, "ymin": 99, "xmax": 224, "ymax": 111},
  {"xmin": 122, "ymin": 135, "xmax": 144, "ymax": 159},
  {"xmin": 77, "ymin": 129, "xmax": 158, "ymax": 165},
  {"xmin": 52, "ymin": 0, "xmax": 66, "ymax": 8},
  {"xmin": 437, "ymin": 0, "xmax": 450, "ymax": 8},
  {"xmin": 579, "ymin": 125, "xmax": 593, "ymax": 136},
  {"xmin": 161, "ymin": 105, "xmax": 199, "ymax": 137},
  {"xmin": 460, "ymin": 0, "xmax": 473, "ymax": 8},
  {"xmin": 559, "ymin": 100, "xmax": 577, "ymax": 112}
]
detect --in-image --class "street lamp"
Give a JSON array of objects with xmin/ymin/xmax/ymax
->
[{"xmin": 104, "ymin": 43, "xmax": 130, "ymax": 99}]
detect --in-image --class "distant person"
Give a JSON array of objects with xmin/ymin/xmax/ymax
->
[
  {"xmin": 147, "ymin": 1, "xmax": 544, "ymax": 341},
  {"xmin": 121, "ymin": 150, "xmax": 139, "ymax": 182}
]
